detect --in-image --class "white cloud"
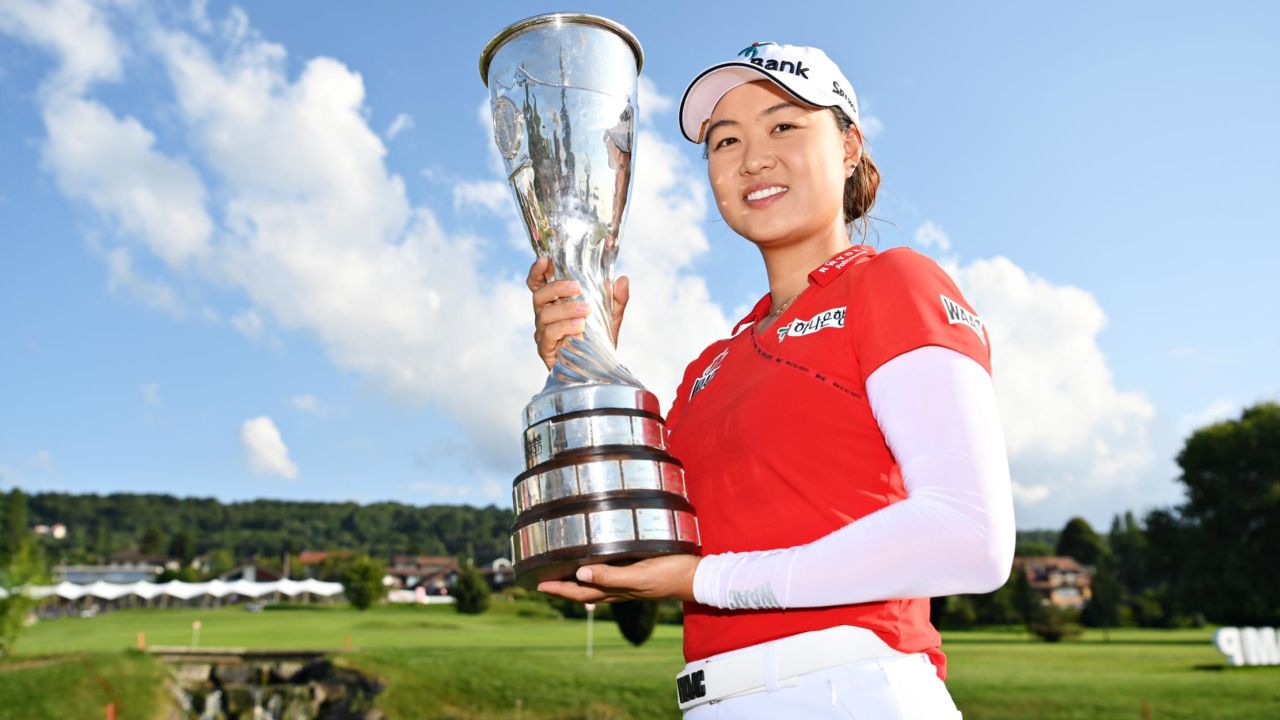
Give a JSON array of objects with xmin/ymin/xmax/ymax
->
[
  {"xmin": 0, "ymin": 464, "xmax": 14, "ymax": 485},
  {"xmin": 947, "ymin": 256, "xmax": 1158, "ymax": 526},
  {"xmin": 231, "ymin": 308, "xmax": 263, "ymax": 339},
  {"xmin": 1180, "ymin": 397, "xmax": 1239, "ymax": 434},
  {"xmin": 290, "ymin": 394, "xmax": 323, "ymax": 415},
  {"xmin": 240, "ymin": 416, "xmax": 298, "ymax": 479},
  {"xmin": 1011, "ymin": 482, "xmax": 1050, "ymax": 506},
  {"xmin": 141, "ymin": 382, "xmax": 160, "ymax": 405},
  {"xmin": 860, "ymin": 114, "xmax": 884, "ymax": 140},
  {"xmin": 42, "ymin": 96, "xmax": 212, "ymax": 267},
  {"xmin": 186, "ymin": 0, "xmax": 212, "ymax": 34},
  {"xmin": 851, "ymin": 95, "xmax": 884, "ymax": 140},
  {"xmin": 29, "ymin": 450, "xmax": 55, "ymax": 472},
  {"xmin": 452, "ymin": 180, "xmax": 511, "ymax": 214},
  {"xmin": 914, "ymin": 221, "xmax": 951, "ymax": 252},
  {"xmin": 0, "ymin": 0, "xmax": 123, "ymax": 97},
  {"xmin": 638, "ymin": 76, "xmax": 672, "ymax": 117},
  {"xmin": 384, "ymin": 112, "xmax": 413, "ymax": 140},
  {"xmin": 98, "ymin": 245, "xmax": 184, "ymax": 316}
]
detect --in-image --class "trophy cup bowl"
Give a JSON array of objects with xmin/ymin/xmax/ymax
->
[{"xmin": 480, "ymin": 13, "xmax": 700, "ymax": 587}]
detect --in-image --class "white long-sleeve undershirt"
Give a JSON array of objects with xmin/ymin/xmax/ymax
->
[{"xmin": 691, "ymin": 345, "xmax": 1016, "ymax": 610}]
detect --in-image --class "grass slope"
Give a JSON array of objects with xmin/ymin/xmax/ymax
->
[
  {"xmin": 0, "ymin": 652, "xmax": 170, "ymax": 720},
  {"xmin": 7, "ymin": 603, "xmax": 1280, "ymax": 719}
]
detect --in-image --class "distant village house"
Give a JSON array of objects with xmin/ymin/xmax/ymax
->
[{"xmin": 1015, "ymin": 555, "xmax": 1093, "ymax": 610}]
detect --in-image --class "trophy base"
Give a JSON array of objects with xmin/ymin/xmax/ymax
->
[
  {"xmin": 513, "ymin": 539, "xmax": 701, "ymax": 589},
  {"xmin": 511, "ymin": 383, "xmax": 702, "ymax": 589}
]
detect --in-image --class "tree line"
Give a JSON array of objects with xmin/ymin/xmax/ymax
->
[
  {"xmin": 13, "ymin": 493, "xmax": 513, "ymax": 567},
  {"xmin": 933, "ymin": 401, "xmax": 1280, "ymax": 637}
]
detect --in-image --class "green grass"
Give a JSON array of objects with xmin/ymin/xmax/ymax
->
[
  {"xmin": 5, "ymin": 603, "xmax": 1280, "ymax": 719},
  {"xmin": 0, "ymin": 651, "xmax": 170, "ymax": 720},
  {"xmin": 943, "ymin": 627, "xmax": 1280, "ymax": 719},
  {"xmin": 10, "ymin": 600, "xmax": 671, "ymax": 655}
]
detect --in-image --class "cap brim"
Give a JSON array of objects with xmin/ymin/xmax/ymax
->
[{"xmin": 678, "ymin": 61, "xmax": 826, "ymax": 144}]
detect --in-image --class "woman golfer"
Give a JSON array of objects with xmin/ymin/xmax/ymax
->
[{"xmin": 528, "ymin": 42, "xmax": 1015, "ymax": 718}]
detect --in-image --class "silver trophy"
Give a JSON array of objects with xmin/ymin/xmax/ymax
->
[{"xmin": 480, "ymin": 13, "xmax": 700, "ymax": 587}]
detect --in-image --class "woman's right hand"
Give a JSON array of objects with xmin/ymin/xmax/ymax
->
[{"xmin": 526, "ymin": 256, "xmax": 629, "ymax": 371}]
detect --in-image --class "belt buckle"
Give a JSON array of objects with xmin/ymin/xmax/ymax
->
[{"xmin": 675, "ymin": 668, "xmax": 708, "ymax": 709}]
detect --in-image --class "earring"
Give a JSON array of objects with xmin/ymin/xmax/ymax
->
[{"xmin": 846, "ymin": 165, "xmax": 857, "ymax": 178}]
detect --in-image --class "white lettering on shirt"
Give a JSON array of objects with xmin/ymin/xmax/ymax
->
[{"xmin": 940, "ymin": 294, "xmax": 986, "ymax": 346}]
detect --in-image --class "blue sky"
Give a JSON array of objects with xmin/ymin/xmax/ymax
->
[{"xmin": 1, "ymin": 1, "xmax": 1276, "ymax": 531}]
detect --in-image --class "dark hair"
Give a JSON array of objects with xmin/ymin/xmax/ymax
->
[
  {"xmin": 832, "ymin": 108, "xmax": 880, "ymax": 238},
  {"xmin": 700, "ymin": 105, "xmax": 881, "ymax": 238}
]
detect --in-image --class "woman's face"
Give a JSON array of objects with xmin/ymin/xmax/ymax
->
[{"xmin": 705, "ymin": 81, "xmax": 858, "ymax": 248}]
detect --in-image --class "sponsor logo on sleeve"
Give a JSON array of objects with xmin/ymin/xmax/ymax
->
[
  {"xmin": 689, "ymin": 348, "xmax": 730, "ymax": 400},
  {"xmin": 940, "ymin": 294, "xmax": 986, "ymax": 345},
  {"xmin": 777, "ymin": 306, "xmax": 846, "ymax": 342}
]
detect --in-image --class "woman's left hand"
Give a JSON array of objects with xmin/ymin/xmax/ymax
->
[{"xmin": 537, "ymin": 554, "xmax": 700, "ymax": 603}]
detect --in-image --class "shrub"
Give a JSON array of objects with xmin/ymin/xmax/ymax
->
[
  {"xmin": 545, "ymin": 595, "xmax": 612, "ymax": 620},
  {"xmin": 452, "ymin": 559, "xmax": 491, "ymax": 615},
  {"xmin": 612, "ymin": 599, "xmax": 658, "ymax": 647},
  {"xmin": 341, "ymin": 555, "xmax": 387, "ymax": 611},
  {"xmin": 940, "ymin": 596, "xmax": 978, "ymax": 629},
  {"xmin": 515, "ymin": 603, "xmax": 561, "ymax": 620},
  {"xmin": 1028, "ymin": 606, "xmax": 1083, "ymax": 642},
  {"xmin": 655, "ymin": 598, "xmax": 684, "ymax": 625}
]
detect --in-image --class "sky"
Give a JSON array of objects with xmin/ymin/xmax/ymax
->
[{"xmin": 0, "ymin": 0, "xmax": 1276, "ymax": 532}]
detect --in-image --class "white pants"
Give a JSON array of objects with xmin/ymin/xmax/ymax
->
[{"xmin": 682, "ymin": 652, "xmax": 962, "ymax": 719}]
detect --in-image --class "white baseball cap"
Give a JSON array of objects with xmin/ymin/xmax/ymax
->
[{"xmin": 679, "ymin": 42, "xmax": 860, "ymax": 144}]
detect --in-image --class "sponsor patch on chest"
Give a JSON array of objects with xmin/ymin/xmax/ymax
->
[
  {"xmin": 777, "ymin": 306, "xmax": 846, "ymax": 342},
  {"xmin": 940, "ymin": 294, "xmax": 986, "ymax": 345},
  {"xmin": 689, "ymin": 348, "xmax": 730, "ymax": 400}
]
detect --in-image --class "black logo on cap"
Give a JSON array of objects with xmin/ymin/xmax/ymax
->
[
  {"xmin": 831, "ymin": 80, "xmax": 852, "ymax": 105},
  {"xmin": 749, "ymin": 56, "xmax": 810, "ymax": 79}
]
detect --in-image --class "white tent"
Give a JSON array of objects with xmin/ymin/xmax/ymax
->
[
  {"xmin": 301, "ymin": 578, "xmax": 344, "ymax": 597},
  {"xmin": 229, "ymin": 579, "xmax": 273, "ymax": 598},
  {"xmin": 18, "ymin": 578, "xmax": 347, "ymax": 606},
  {"xmin": 131, "ymin": 581, "xmax": 166, "ymax": 600},
  {"xmin": 83, "ymin": 580, "xmax": 132, "ymax": 601},
  {"xmin": 156, "ymin": 580, "xmax": 202, "ymax": 600},
  {"xmin": 52, "ymin": 581, "xmax": 87, "ymax": 600}
]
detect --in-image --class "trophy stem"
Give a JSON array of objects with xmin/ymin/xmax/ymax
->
[{"xmin": 547, "ymin": 337, "xmax": 641, "ymax": 390}]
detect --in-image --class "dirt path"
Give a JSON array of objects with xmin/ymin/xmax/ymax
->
[{"xmin": 0, "ymin": 653, "xmax": 84, "ymax": 673}]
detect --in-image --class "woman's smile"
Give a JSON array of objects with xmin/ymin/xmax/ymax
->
[{"xmin": 744, "ymin": 182, "xmax": 789, "ymax": 208}]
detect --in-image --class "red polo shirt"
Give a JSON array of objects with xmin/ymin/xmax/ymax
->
[{"xmin": 665, "ymin": 245, "xmax": 992, "ymax": 679}]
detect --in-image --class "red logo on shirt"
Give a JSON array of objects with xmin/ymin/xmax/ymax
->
[{"xmin": 689, "ymin": 348, "xmax": 730, "ymax": 400}]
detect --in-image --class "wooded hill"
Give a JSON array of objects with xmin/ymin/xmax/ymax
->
[{"xmin": 24, "ymin": 492, "xmax": 513, "ymax": 565}]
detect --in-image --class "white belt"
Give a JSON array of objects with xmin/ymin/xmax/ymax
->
[{"xmin": 675, "ymin": 625, "xmax": 909, "ymax": 711}]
